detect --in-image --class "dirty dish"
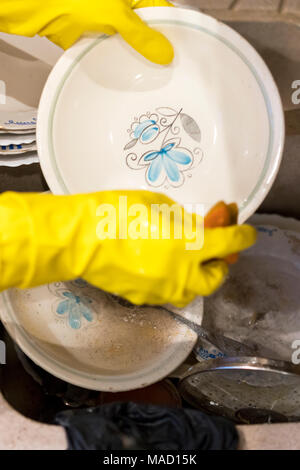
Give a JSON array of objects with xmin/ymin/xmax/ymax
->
[
  {"xmin": 202, "ymin": 215, "xmax": 300, "ymax": 362},
  {"xmin": 37, "ymin": 7, "xmax": 284, "ymax": 222},
  {"xmin": 249, "ymin": 213, "xmax": 300, "ymax": 233},
  {"xmin": 0, "ymin": 280, "xmax": 203, "ymax": 391},
  {"xmin": 179, "ymin": 357, "xmax": 300, "ymax": 423},
  {"xmin": 160, "ymin": 306, "xmax": 255, "ymax": 357}
]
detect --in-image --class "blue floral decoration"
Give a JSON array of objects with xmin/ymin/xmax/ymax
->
[
  {"xmin": 196, "ymin": 347, "xmax": 226, "ymax": 360},
  {"xmin": 124, "ymin": 107, "xmax": 203, "ymax": 188},
  {"xmin": 56, "ymin": 291, "xmax": 93, "ymax": 330},
  {"xmin": 144, "ymin": 142, "xmax": 192, "ymax": 183},
  {"xmin": 133, "ymin": 119, "xmax": 159, "ymax": 143}
]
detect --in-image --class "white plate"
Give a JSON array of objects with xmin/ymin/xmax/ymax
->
[
  {"xmin": 203, "ymin": 214, "xmax": 300, "ymax": 363},
  {"xmin": 37, "ymin": 7, "xmax": 284, "ymax": 223},
  {"xmin": 0, "ymin": 280, "xmax": 203, "ymax": 391},
  {"xmin": 250, "ymin": 213, "xmax": 300, "ymax": 233},
  {"xmin": 0, "ymin": 151, "xmax": 39, "ymax": 167},
  {"xmin": 0, "ymin": 33, "xmax": 62, "ymax": 130},
  {"xmin": 0, "ymin": 133, "xmax": 35, "ymax": 146}
]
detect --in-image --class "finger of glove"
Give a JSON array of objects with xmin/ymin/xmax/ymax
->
[
  {"xmin": 191, "ymin": 260, "xmax": 229, "ymax": 297},
  {"xmin": 199, "ymin": 225, "xmax": 257, "ymax": 262},
  {"xmin": 116, "ymin": 8, "xmax": 174, "ymax": 64}
]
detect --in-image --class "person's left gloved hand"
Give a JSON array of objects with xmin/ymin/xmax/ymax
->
[
  {"xmin": 0, "ymin": 0, "xmax": 174, "ymax": 64},
  {"xmin": 0, "ymin": 191, "xmax": 256, "ymax": 308}
]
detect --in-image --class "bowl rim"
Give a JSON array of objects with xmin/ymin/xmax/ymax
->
[{"xmin": 37, "ymin": 6, "xmax": 285, "ymax": 223}]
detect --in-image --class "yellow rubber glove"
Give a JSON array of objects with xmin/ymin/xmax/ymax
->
[
  {"xmin": 0, "ymin": 0, "xmax": 174, "ymax": 64},
  {"xmin": 0, "ymin": 191, "xmax": 256, "ymax": 308}
]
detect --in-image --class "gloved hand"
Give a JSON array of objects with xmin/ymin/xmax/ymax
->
[
  {"xmin": 0, "ymin": 0, "xmax": 174, "ymax": 64},
  {"xmin": 0, "ymin": 191, "xmax": 256, "ymax": 308}
]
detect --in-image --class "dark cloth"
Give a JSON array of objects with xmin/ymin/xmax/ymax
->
[{"xmin": 55, "ymin": 401, "xmax": 238, "ymax": 450}]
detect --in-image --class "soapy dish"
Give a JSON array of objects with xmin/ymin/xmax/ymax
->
[{"xmin": 0, "ymin": 280, "xmax": 203, "ymax": 391}]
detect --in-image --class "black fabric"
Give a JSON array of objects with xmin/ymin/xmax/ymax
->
[{"xmin": 55, "ymin": 401, "xmax": 238, "ymax": 450}]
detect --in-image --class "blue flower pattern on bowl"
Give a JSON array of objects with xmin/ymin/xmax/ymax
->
[
  {"xmin": 144, "ymin": 142, "xmax": 192, "ymax": 184},
  {"xmin": 133, "ymin": 119, "xmax": 160, "ymax": 143},
  {"xmin": 124, "ymin": 107, "xmax": 203, "ymax": 188},
  {"xmin": 56, "ymin": 291, "xmax": 94, "ymax": 330}
]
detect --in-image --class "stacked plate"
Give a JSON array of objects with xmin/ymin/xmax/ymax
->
[
  {"xmin": 0, "ymin": 111, "xmax": 38, "ymax": 167},
  {"xmin": 0, "ymin": 32, "xmax": 62, "ymax": 166}
]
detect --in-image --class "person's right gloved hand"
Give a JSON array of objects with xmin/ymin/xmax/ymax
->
[
  {"xmin": 0, "ymin": 190, "xmax": 256, "ymax": 308},
  {"xmin": 0, "ymin": 0, "xmax": 174, "ymax": 64}
]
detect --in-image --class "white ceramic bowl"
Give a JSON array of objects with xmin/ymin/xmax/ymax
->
[
  {"xmin": 37, "ymin": 7, "xmax": 284, "ymax": 222},
  {"xmin": 0, "ymin": 280, "xmax": 202, "ymax": 391}
]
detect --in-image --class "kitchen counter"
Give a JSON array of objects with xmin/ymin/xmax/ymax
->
[{"xmin": 1, "ymin": 390, "xmax": 300, "ymax": 450}]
